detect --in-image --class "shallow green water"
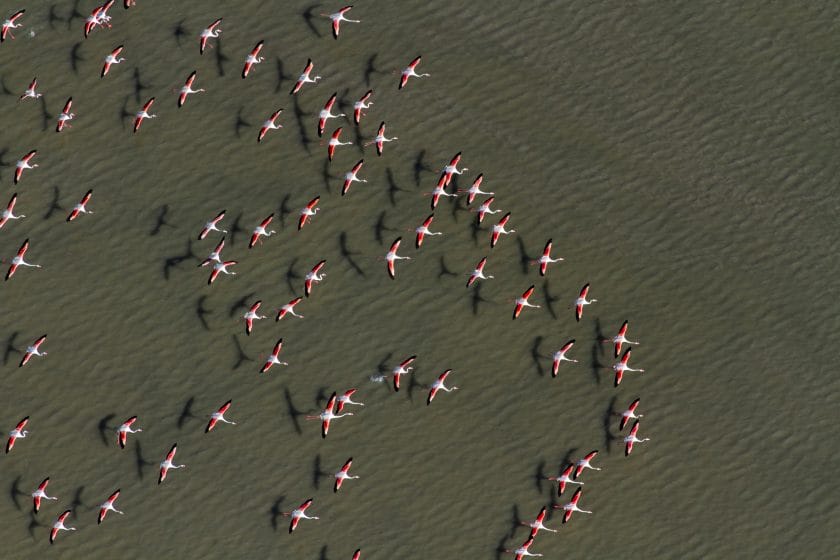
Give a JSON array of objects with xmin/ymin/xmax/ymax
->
[{"xmin": 0, "ymin": 1, "xmax": 838, "ymax": 558}]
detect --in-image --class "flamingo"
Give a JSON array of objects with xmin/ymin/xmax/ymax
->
[
  {"xmin": 574, "ymin": 283, "xmax": 597, "ymax": 322},
  {"xmin": 459, "ymin": 173, "xmax": 493, "ymax": 204},
  {"xmin": 199, "ymin": 18, "xmax": 222, "ymax": 54},
  {"xmin": 606, "ymin": 320, "xmax": 640, "ymax": 357},
  {"xmin": 438, "ymin": 152, "xmax": 467, "ymax": 187},
  {"xmin": 323, "ymin": 6, "xmax": 360, "ymax": 39},
  {"xmin": 290, "ymin": 59, "xmax": 321, "ymax": 94},
  {"xmin": 249, "ymin": 214, "xmax": 276, "ymax": 248},
  {"xmin": 50, "ymin": 510, "xmax": 75, "ymax": 544},
  {"xmin": 6, "ymin": 239, "xmax": 41, "ymax": 281},
  {"xmin": 19, "ymin": 335, "xmax": 47, "ymax": 367},
  {"xmin": 612, "ymin": 348, "xmax": 644, "ymax": 387},
  {"xmin": 208, "ymin": 260, "xmax": 237, "ymax": 285},
  {"xmin": 365, "ymin": 121, "xmax": 397, "ymax": 156},
  {"xmin": 547, "ymin": 463, "xmax": 583, "ymax": 496},
  {"xmin": 199, "ymin": 210, "xmax": 226, "ymax": 240},
  {"xmin": 56, "ymin": 98, "xmax": 75, "ymax": 132},
  {"xmin": 415, "ymin": 213, "xmax": 442, "ymax": 248},
  {"xmin": 276, "ymin": 297, "xmax": 304, "ymax": 320},
  {"xmin": 298, "ymin": 197, "xmax": 320, "ymax": 230},
  {"xmin": 336, "ymin": 389, "xmax": 364, "ymax": 413},
  {"xmin": 333, "ymin": 457, "xmax": 360, "ymax": 492},
  {"xmin": 553, "ymin": 487, "xmax": 592, "ymax": 523},
  {"xmin": 304, "ymin": 260, "xmax": 326, "ymax": 297},
  {"xmin": 97, "ymin": 490, "xmax": 123, "ymax": 524},
  {"xmin": 467, "ymin": 256, "xmax": 493, "ymax": 288},
  {"xmin": 552, "ymin": 340, "xmax": 577, "ymax": 376},
  {"xmin": 532, "ymin": 239, "xmax": 563, "ymax": 276},
  {"xmin": 243, "ymin": 301, "xmax": 267, "ymax": 335},
  {"xmin": 6, "ymin": 416, "xmax": 28, "ymax": 453},
  {"xmin": 624, "ymin": 420, "xmax": 650, "ymax": 456},
  {"xmin": 84, "ymin": 5, "xmax": 107, "ymax": 38},
  {"xmin": 101, "ymin": 45, "xmax": 125, "ymax": 77},
  {"xmin": 475, "ymin": 196, "xmax": 500, "ymax": 224},
  {"xmin": 426, "ymin": 177, "xmax": 458, "ymax": 210},
  {"xmin": 513, "ymin": 285, "xmax": 540, "ymax": 320},
  {"xmin": 0, "ymin": 193, "xmax": 25, "ymax": 229},
  {"xmin": 199, "ymin": 237, "xmax": 225, "ymax": 267},
  {"xmin": 392, "ymin": 355, "xmax": 416, "ymax": 391},
  {"xmin": 67, "ymin": 190, "xmax": 93, "ymax": 222},
  {"xmin": 32, "ymin": 478, "xmax": 57, "ymax": 513},
  {"xmin": 158, "ymin": 443, "xmax": 185, "ymax": 484},
  {"xmin": 327, "ymin": 127, "xmax": 352, "ymax": 161},
  {"xmin": 242, "ymin": 40, "xmax": 264, "ymax": 78},
  {"xmin": 574, "ymin": 451, "xmax": 601, "ymax": 479},
  {"xmin": 318, "ymin": 92, "xmax": 344, "ymax": 137},
  {"xmin": 177, "ymin": 71, "xmax": 204, "ymax": 108},
  {"xmin": 352, "ymin": 551, "xmax": 361, "ymax": 560},
  {"xmin": 503, "ymin": 536, "xmax": 542, "ymax": 559},
  {"xmin": 117, "ymin": 416, "xmax": 141, "ymax": 449},
  {"xmin": 133, "ymin": 97, "xmax": 156, "ymax": 133},
  {"xmin": 206, "ymin": 400, "xmax": 236, "ymax": 432},
  {"xmin": 399, "ymin": 55, "xmax": 429, "ymax": 89},
  {"xmin": 619, "ymin": 397, "xmax": 643, "ymax": 431},
  {"xmin": 1, "ymin": 9, "xmax": 24, "ymax": 42},
  {"xmin": 385, "ymin": 237, "xmax": 410, "ymax": 279},
  {"xmin": 491, "ymin": 212, "xmax": 515, "ymax": 248},
  {"xmin": 14, "ymin": 150, "xmax": 38, "ymax": 184},
  {"xmin": 306, "ymin": 392, "xmax": 353, "ymax": 438},
  {"xmin": 124, "ymin": 0, "xmax": 136, "ymax": 8},
  {"xmin": 19, "ymin": 78, "xmax": 41, "ymax": 100},
  {"xmin": 521, "ymin": 506, "xmax": 556, "ymax": 538},
  {"xmin": 282, "ymin": 498, "xmax": 319, "ymax": 533},
  {"xmin": 354, "ymin": 90, "xmax": 373, "ymax": 125},
  {"xmin": 260, "ymin": 339, "xmax": 288, "ymax": 373},
  {"xmin": 342, "ymin": 159, "xmax": 367, "ymax": 196},
  {"xmin": 427, "ymin": 369, "xmax": 458, "ymax": 405},
  {"xmin": 258, "ymin": 109, "xmax": 283, "ymax": 142}
]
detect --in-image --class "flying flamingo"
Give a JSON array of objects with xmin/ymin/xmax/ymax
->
[
  {"xmin": 532, "ymin": 239, "xmax": 563, "ymax": 276},
  {"xmin": 260, "ymin": 339, "xmax": 288, "ymax": 373},
  {"xmin": 606, "ymin": 320, "xmax": 640, "ymax": 357},
  {"xmin": 385, "ymin": 237, "xmax": 410, "ymax": 279},
  {"xmin": 547, "ymin": 463, "xmax": 583, "ymax": 496},
  {"xmin": 624, "ymin": 420, "xmax": 650, "ymax": 456},
  {"xmin": 118, "ymin": 416, "xmax": 141, "ymax": 449},
  {"xmin": 97, "ymin": 490, "xmax": 123, "ymax": 524},
  {"xmin": 323, "ymin": 6, "xmax": 360, "ymax": 39},
  {"xmin": 467, "ymin": 256, "xmax": 493, "ymax": 288},
  {"xmin": 619, "ymin": 397, "xmax": 643, "ymax": 431},
  {"xmin": 243, "ymin": 301, "xmax": 267, "ymax": 335},
  {"xmin": 0, "ymin": 193, "xmax": 25, "ymax": 229},
  {"xmin": 14, "ymin": 150, "xmax": 38, "ymax": 184},
  {"xmin": 333, "ymin": 457, "xmax": 360, "ymax": 492},
  {"xmin": 342, "ymin": 159, "xmax": 367, "ymax": 195},
  {"xmin": 101, "ymin": 45, "xmax": 125, "ymax": 77},
  {"xmin": 32, "ymin": 478, "xmax": 57, "ymax": 513},
  {"xmin": 158, "ymin": 443, "xmax": 185, "ymax": 484},
  {"xmin": 258, "ymin": 109, "xmax": 283, "ymax": 142},
  {"xmin": 365, "ymin": 121, "xmax": 397, "ymax": 156},
  {"xmin": 177, "ymin": 71, "xmax": 204, "ymax": 107},
  {"xmin": 20, "ymin": 78, "xmax": 41, "ymax": 100},
  {"xmin": 199, "ymin": 210, "xmax": 226, "ymax": 240},
  {"xmin": 67, "ymin": 190, "xmax": 93, "ymax": 222},
  {"xmin": 206, "ymin": 400, "xmax": 236, "ymax": 432},
  {"xmin": 290, "ymin": 59, "xmax": 321, "ymax": 94},
  {"xmin": 19, "ymin": 335, "xmax": 47, "ymax": 367},
  {"xmin": 318, "ymin": 92, "xmax": 344, "ymax": 137},
  {"xmin": 282, "ymin": 498, "xmax": 319, "ymax": 533},
  {"xmin": 276, "ymin": 297, "xmax": 304, "ymax": 320},
  {"xmin": 553, "ymin": 487, "xmax": 592, "ymax": 523},
  {"xmin": 56, "ymin": 98, "xmax": 75, "ymax": 132},
  {"xmin": 475, "ymin": 196, "xmax": 500, "ymax": 223},
  {"xmin": 398, "ymin": 55, "xmax": 429, "ymax": 89},
  {"xmin": 521, "ymin": 506, "xmax": 556, "ymax": 538},
  {"xmin": 352, "ymin": 551, "xmax": 361, "ymax": 560},
  {"xmin": 199, "ymin": 18, "xmax": 222, "ymax": 54},
  {"xmin": 552, "ymin": 340, "xmax": 577, "ymax": 376},
  {"xmin": 491, "ymin": 212, "xmax": 515, "ymax": 248},
  {"xmin": 306, "ymin": 393, "xmax": 353, "ymax": 438},
  {"xmin": 6, "ymin": 238, "xmax": 41, "ymax": 281},
  {"xmin": 503, "ymin": 536, "xmax": 542, "ymax": 559},
  {"xmin": 392, "ymin": 355, "xmax": 416, "ymax": 391},
  {"xmin": 612, "ymin": 348, "xmax": 644, "ymax": 387},
  {"xmin": 6, "ymin": 416, "xmax": 28, "ymax": 453},
  {"xmin": 438, "ymin": 152, "xmax": 467, "ymax": 187},
  {"xmin": 336, "ymin": 389, "xmax": 364, "ymax": 413},
  {"xmin": 427, "ymin": 369, "xmax": 458, "ymax": 405},
  {"xmin": 249, "ymin": 214, "xmax": 276, "ymax": 248},
  {"xmin": 50, "ymin": 510, "xmax": 75, "ymax": 544},
  {"xmin": 574, "ymin": 283, "xmax": 597, "ymax": 322},
  {"xmin": 426, "ymin": 177, "xmax": 458, "ymax": 210},
  {"xmin": 133, "ymin": 97, "xmax": 156, "ymax": 133},
  {"xmin": 84, "ymin": 4, "xmax": 109, "ymax": 38},
  {"xmin": 208, "ymin": 260, "xmax": 237, "ymax": 285},
  {"xmin": 327, "ymin": 127, "xmax": 352, "ymax": 161},
  {"xmin": 513, "ymin": 285, "xmax": 540, "ymax": 320},
  {"xmin": 242, "ymin": 40, "xmax": 265, "ymax": 78},
  {"xmin": 304, "ymin": 260, "xmax": 326, "ymax": 296},
  {"xmin": 199, "ymin": 237, "xmax": 225, "ymax": 267},
  {"xmin": 354, "ymin": 90, "xmax": 373, "ymax": 125},
  {"xmin": 298, "ymin": 197, "xmax": 320, "ymax": 230},
  {"xmin": 1, "ymin": 9, "xmax": 25, "ymax": 42},
  {"xmin": 459, "ymin": 173, "xmax": 493, "ymax": 204},
  {"xmin": 414, "ymin": 213, "xmax": 442, "ymax": 248},
  {"xmin": 573, "ymin": 451, "xmax": 601, "ymax": 479}
]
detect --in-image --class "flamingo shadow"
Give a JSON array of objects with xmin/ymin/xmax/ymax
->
[
  {"xmin": 338, "ymin": 232, "xmax": 365, "ymax": 276},
  {"xmin": 2, "ymin": 331, "xmax": 20, "ymax": 365},
  {"xmin": 269, "ymin": 495, "xmax": 286, "ymax": 531},
  {"xmin": 195, "ymin": 295, "xmax": 211, "ymax": 330},
  {"xmin": 134, "ymin": 441, "xmax": 155, "ymax": 480},
  {"xmin": 230, "ymin": 335, "xmax": 253, "ymax": 370},
  {"xmin": 97, "ymin": 413, "xmax": 115, "ymax": 446},
  {"xmin": 283, "ymin": 387, "xmax": 304, "ymax": 435},
  {"xmin": 177, "ymin": 396, "xmax": 197, "ymax": 429},
  {"xmin": 530, "ymin": 336, "xmax": 546, "ymax": 376}
]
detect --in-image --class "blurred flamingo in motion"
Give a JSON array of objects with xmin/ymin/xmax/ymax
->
[{"xmin": 242, "ymin": 40, "xmax": 265, "ymax": 78}]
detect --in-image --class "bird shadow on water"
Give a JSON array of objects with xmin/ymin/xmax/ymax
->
[
  {"xmin": 364, "ymin": 53, "xmax": 387, "ymax": 87},
  {"xmin": 530, "ymin": 336, "xmax": 546, "ymax": 376},
  {"xmin": 320, "ymin": 159, "xmax": 336, "ymax": 194},
  {"xmin": 470, "ymin": 283, "xmax": 489, "ymax": 315},
  {"xmin": 47, "ymin": 4, "xmax": 63, "ymax": 30},
  {"xmin": 214, "ymin": 38, "xmax": 229, "ymax": 77},
  {"xmin": 301, "ymin": 5, "xmax": 323, "ymax": 38},
  {"xmin": 0, "ymin": 76, "xmax": 12, "ymax": 97},
  {"xmin": 338, "ymin": 232, "xmax": 365, "ymax": 276},
  {"xmin": 118, "ymin": 96, "xmax": 134, "ymax": 130},
  {"xmin": 195, "ymin": 295, "xmax": 211, "ymax": 330},
  {"xmin": 227, "ymin": 212, "xmax": 247, "ymax": 246},
  {"xmin": 385, "ymin": 168, "xmax": 406, "ymax": 207},
  {"xmin": 2, "ymin": 331, "xmax": 20, "ymax": 365},
  {"xmin": 285, "ymin": 258, "xmax": 301, "ymax": 294},
  {"xmin": 149, "ymin": 204, "xmax": 173, "ymax": 236},
  {"xmin": 283, "ymin": 387, "xmax": 304, "ymax": 435},
  {"xmin": 277, "ymin": 194, "xmax": 292, "ymax": 229},
  {"xmin": 516, "ymin": 237, "xmax": 535, "ymax": 276},
  {"xmin": 228, "ymin": 291, "xmax": 256, "ymax": 318},
  {"xmin": 274, "ymin": 57, "xmax": 292, "ymax": 94},
  {"xmin": 65, "ymin": 0, "xmax": 85, "ymax": 29},
  {"xmin": 162, "ymin": 239, "xmax": 197, "ymax": 280},
  {"xmin": 69, "ymin": 42, "xmax": 84, "ymax": 74},
  {"xmin": 39, "ymin": 97, "xmax": 54, "ymax": 132},
  {"xmin": 42, "ymin": 186, "xmax": 63, "ymax": 219},
  {"xmin": 230, "ymin": 335, "xmax": 253, "ymax": 370},
  {"xmin": 97, "ymin": 413, "xmax": 115, "ymax": 446},
  {"xmin": 542, "ymin": 280, "xmax": 558, "ymax": 320},
  {"xmin": 177, "ymin": 396, "xmax": 197, "ymax": 429},
  {"xmin": 268, "ymin": 495, "xmax": 286, "ymax": 531},
  {"xmin": 292, "ymin": 96, "xmax": 313, "ymax": 154},
  {"xmin": 68, "ymin": 486, "xmax": 87, "ymax": 517},
  {"xmin": 438, "ymin": 255, "xmax": 456, "ymax": 279},
  {"xmin": 234, "ymin": 107, "xmax": 251, "ymax": 139},
  {"xmin": 372, "ymin": 210, "xmax": 394, "ymax": 246},
  {"xmin": 603, "ymin": 395, "xmax": 618, "ymax": 454},
  {"xmin": 533, "ymin": 459, "xmax": 547, "ymax": 494},
  {"xmin": 26, "ymin": 511, "xmax": 45, "ymax": 540},
  {"xmin": 589, "ymin": 319, "xmax": 604, "ymax": 385},
  {"xmin": 134, "ymin": 441, "xmax": 155, "ymax": 480},
  {"xmin": 312, "ymin": 454, "xmax": 328, "ymax": 490},
  {"xmin": 171, "ymin": 19, "xmax": 187, "ymax": 46},
  {"xmin": 9, "ymin": 475, "xmax": 24, "ymax": 510},
  {"xmin": 318, "ymin": 545, "xmax": 330, "ymax": 560},
  {"xmin": 507, "ymin": 503, "xmax": 523, "ymax": 539},
  {"xmin": 132, "ymin": 67, "xmax": 151, "ymax": 103}
]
